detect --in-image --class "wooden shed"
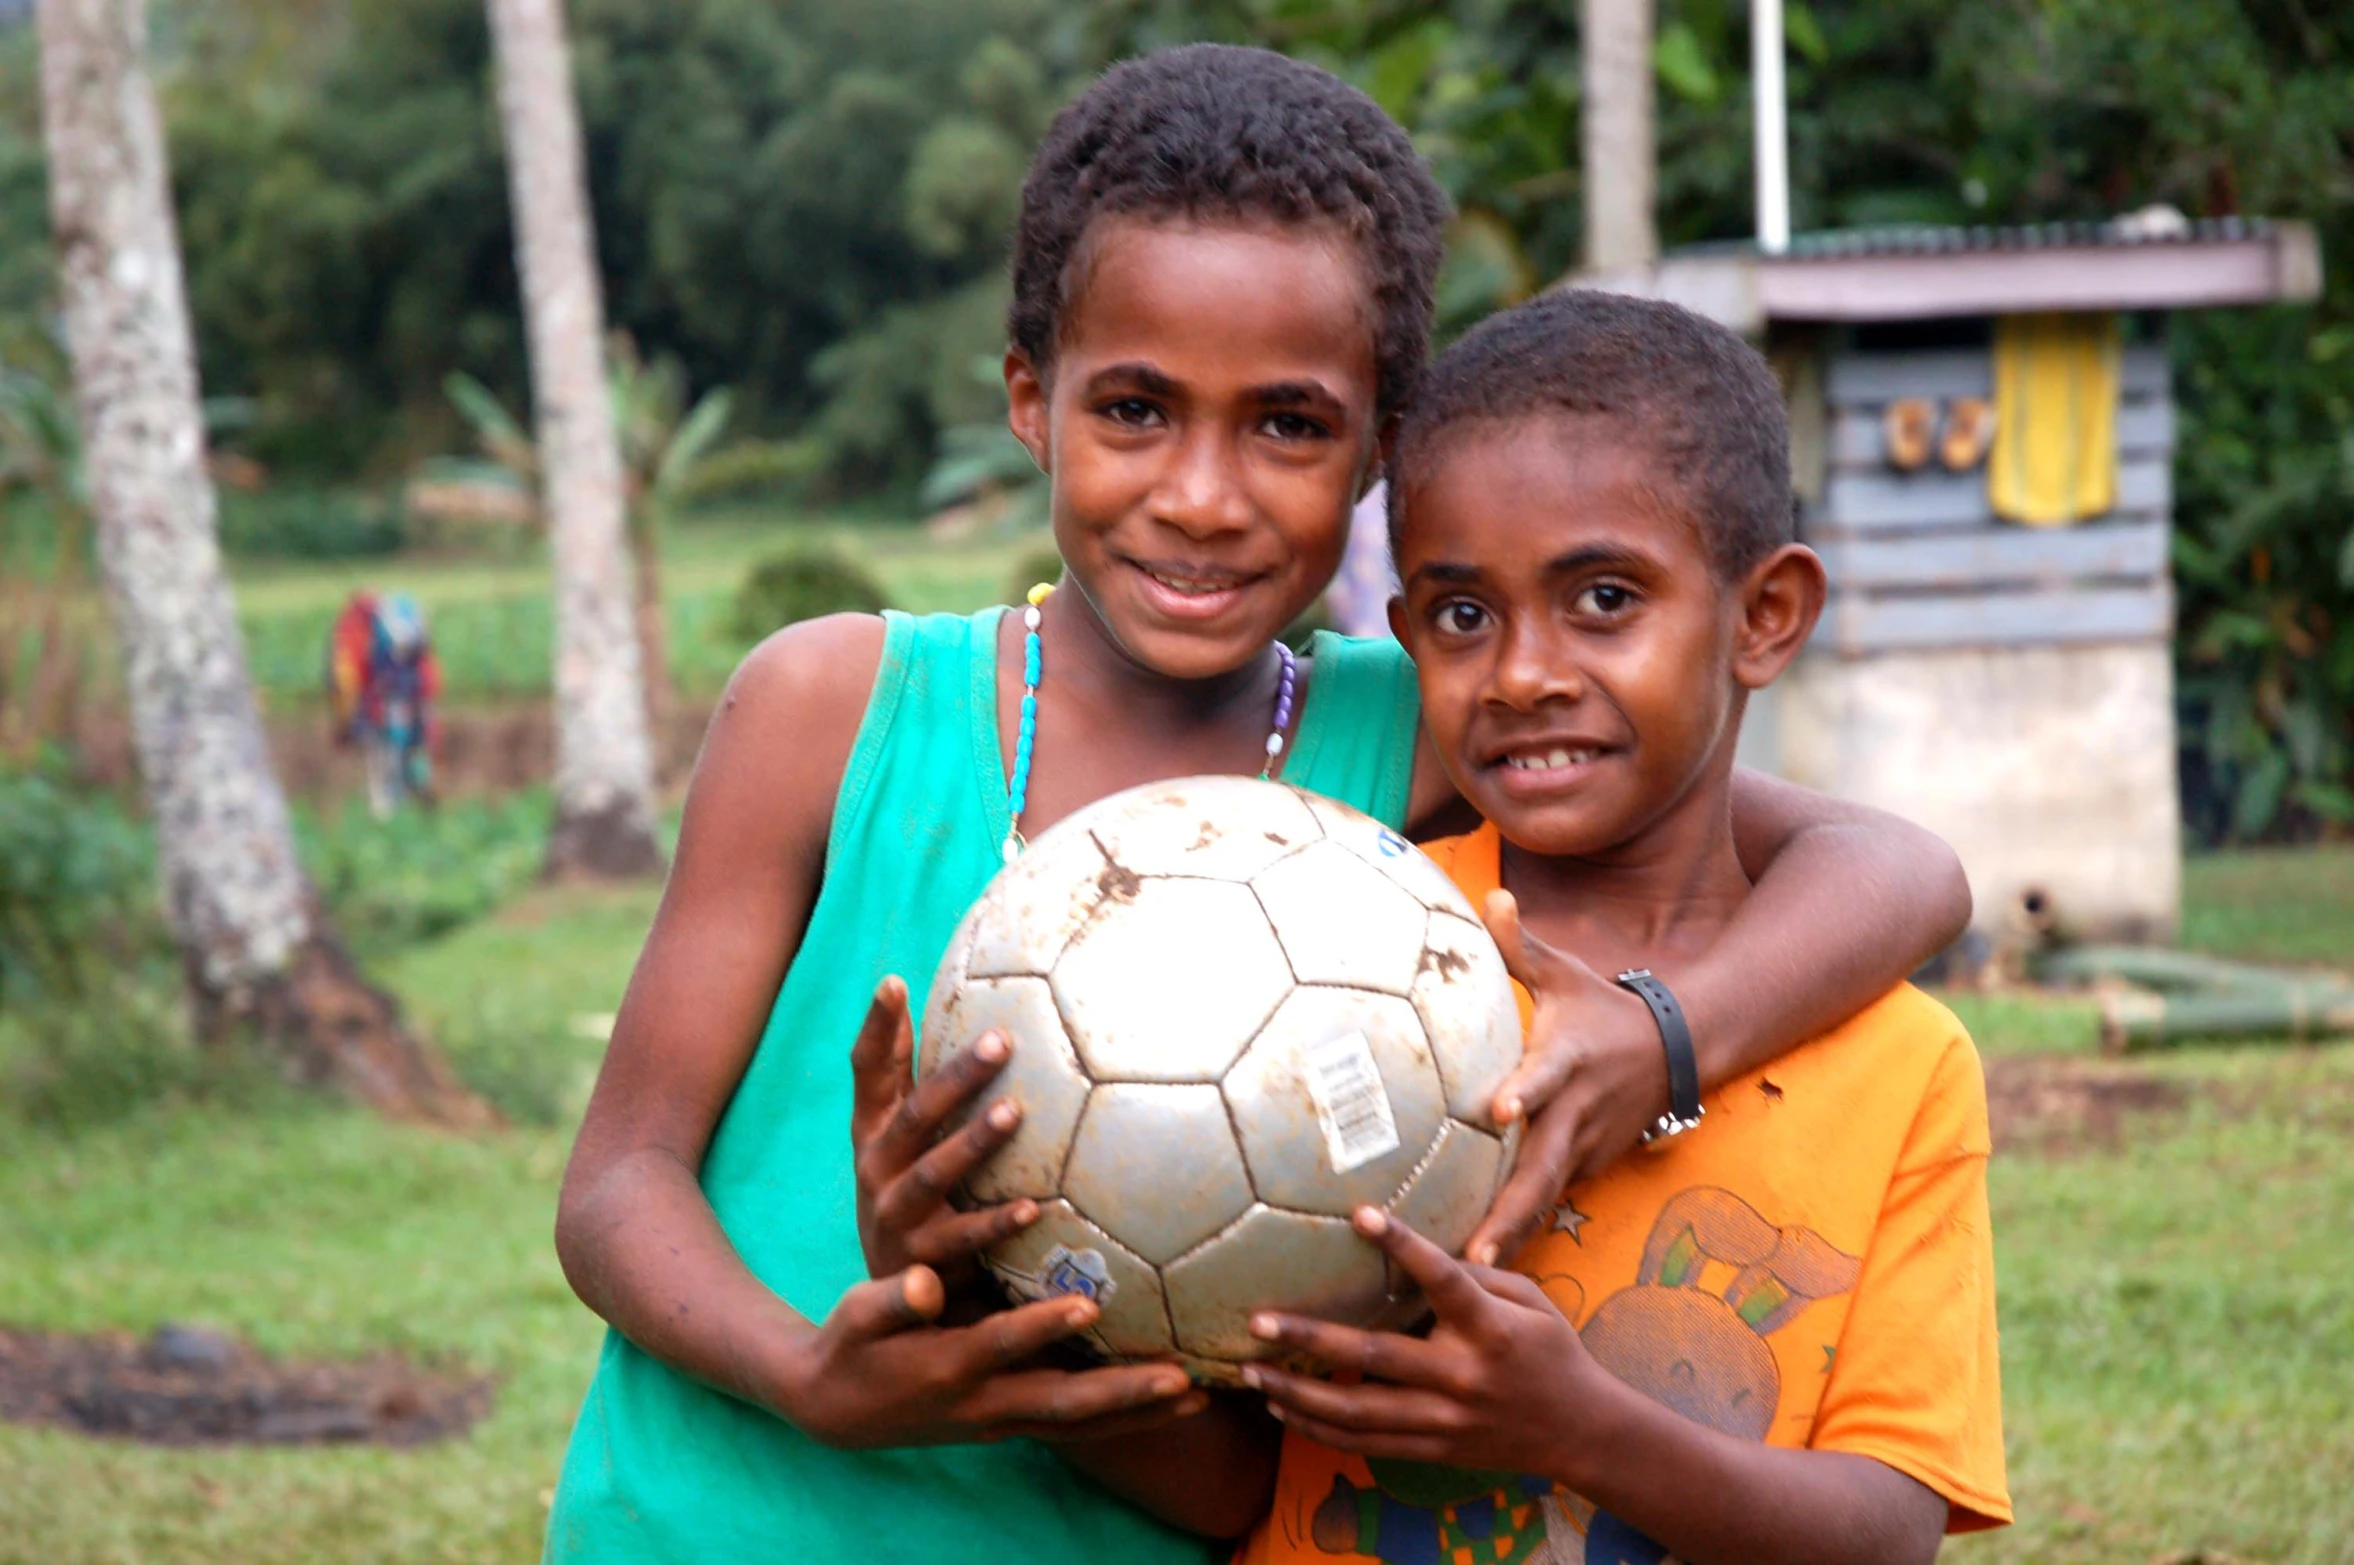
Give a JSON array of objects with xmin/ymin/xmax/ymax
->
[{"xmin": 1605, "ymin": 215, "xmax": 2322, "ymax": 944}]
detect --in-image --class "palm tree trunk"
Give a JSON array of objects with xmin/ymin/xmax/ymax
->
[
  {"xmin": 626, "ymin": 510, "xmax": 678, "ymax": 778},
  {"xmin": 1581, "ymin": 0, "xmax": 1658, "ymax": 273},
  {"xmin": 34, "ymin": 0, "xmax": 490, "ymax": 1127},
  {"xmin": 485, "ymin": 0, "xmax": 664, "ymax": 880}
]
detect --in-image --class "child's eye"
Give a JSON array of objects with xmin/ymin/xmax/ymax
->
[
  {"xmin": 1100, "ymin": 398, "xmax": 1162, "ymax": 428},
  {"xmin": 1575, "ymin": 583, "xmax": 1636, "ymax": 616},
  {"xmin": 1433, "ymin": 599, "xmax": 1490, "ymax": 636},
  {"xmin": 1260, "ymin": 411, "xmax": 1331, "ymax": 443}
]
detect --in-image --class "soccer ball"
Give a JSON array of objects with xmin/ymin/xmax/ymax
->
[{"xmin": 918, "ymin": 776, "xmax": 1523, "ymax": 1383}]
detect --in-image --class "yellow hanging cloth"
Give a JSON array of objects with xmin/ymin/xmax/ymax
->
[{"xmin": 1987, "ymin": 312, "xmax": 2122, "ymax": 526}]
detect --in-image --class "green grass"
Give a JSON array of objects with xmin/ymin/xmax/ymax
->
[
  {"xmin": 2182, "ymin": 843, "xmax": 2354, "ymax": 971},
  {"xmin": 3, "ymin": 853, "xmax": 2352, "ymax": 1560},
  {"xmin": 227, "ymin": 507, "xmax": 1042, "ymax": 708},
  {"xmin": 1951, "ymin": 1041, "xmax": 2354, "ymax": 1565},
  {"xmin": 0, "ymin": 884, "xmax": 656, "ymax": 1565},
  {"xmin": 1941, "ymin": 990, "xmax": 2104, "ymax": 1058}
]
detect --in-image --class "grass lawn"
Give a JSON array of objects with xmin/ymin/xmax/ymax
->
[
  {"xmin": 2, "ymin": 853, "xmax": 2351, "ymax": 1560},
  {"xmin": 229, "ymin": 506, "xmax": 1045, "ymax": 709}
]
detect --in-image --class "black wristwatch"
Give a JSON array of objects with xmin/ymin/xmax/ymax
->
[{"xmin": 1616, "ymin": 969, "xmax": 1705, "ymax": 1142}]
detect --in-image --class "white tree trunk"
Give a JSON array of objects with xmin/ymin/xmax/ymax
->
[
  {"xmin": 485, "ymin": 0, "xmax": 664, "ymax": 879},
  {"xmin": 35, "ymin": 0, "xmax": 488, "ymax": 1124},
  {"xmin": 1582, "ymin": 0, "xmax": 1658, "ymax": 273}
]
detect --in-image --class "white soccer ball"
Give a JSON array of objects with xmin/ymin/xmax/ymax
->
[{"xmin": 918, "ymin": 776, "xmax": 1523, "ymax": 1383}]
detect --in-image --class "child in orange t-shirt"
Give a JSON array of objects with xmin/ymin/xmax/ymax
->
[{"xmin": 1236, "ymin": 290, "xmax": 2010, "ymax": 1565}]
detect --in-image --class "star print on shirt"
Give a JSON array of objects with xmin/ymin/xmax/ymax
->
[{"xmin": 1552, "ymin": 1199, "xmax": 1590, "ymax": 1243}]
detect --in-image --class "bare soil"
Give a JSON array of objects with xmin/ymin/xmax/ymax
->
[
  {"xmin": 0, "ymin": 1325, "xmax": 494, "ymax": 1448},
  {"xmin": 1982, "ymin": 1053, "xmax": 2189, "ymax": 1156},
  {"xmin": 71, "ymin": 699, "xmax": 714, "ymax": 801}
]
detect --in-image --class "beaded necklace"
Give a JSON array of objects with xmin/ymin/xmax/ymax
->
[{"xmin": 1003, "ymin": 582, "xmax": 1297, "ymax": 864}]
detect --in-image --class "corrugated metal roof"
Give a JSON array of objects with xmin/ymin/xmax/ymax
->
[{"xmin": 1676, "ymin": 214, "xmax": 2278, "ymax": 262}]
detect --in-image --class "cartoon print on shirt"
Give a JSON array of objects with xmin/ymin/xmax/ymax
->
[{"xmin": 1302, "ymin": 1187, "xmax": 1860, "ymax": 1565}]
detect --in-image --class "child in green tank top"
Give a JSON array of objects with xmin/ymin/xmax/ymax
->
[{"xmin": 546, "ymin": 46, "xmax": 1970, "ymax": 1564}]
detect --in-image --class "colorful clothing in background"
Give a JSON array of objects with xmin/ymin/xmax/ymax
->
[
  {"xmin": 327, "ymin": 591, "xmax": 441, "ymax": 815},
  {"xmin": 1241, "ymin": 826, "xmax": 2010, "ymax": 1565}
]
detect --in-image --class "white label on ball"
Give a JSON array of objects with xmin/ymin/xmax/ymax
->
[{"xmin": 1304, "ymin": 1031, "xmax": 1400, "ymax": 1174}]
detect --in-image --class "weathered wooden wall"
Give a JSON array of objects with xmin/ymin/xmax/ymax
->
[
  {"xmin": 1746, "ymin": 336, "xmax": 2184, "ymax": 940},
  {"xmin": 1805, "ymin": 342, "xmax": 2173, "ymax": 656}
]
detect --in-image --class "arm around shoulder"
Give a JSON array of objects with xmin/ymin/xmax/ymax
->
[{"xmin": 1697, "ymin": 769, "xmax": 1972, "ymax": 1075}]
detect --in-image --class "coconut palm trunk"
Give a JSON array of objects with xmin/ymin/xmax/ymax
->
[
  {"xmin": 1581, "ymin": 0, "xmax": 1658, "ymax": 272},
  {"xmin": 33, "ymin": 0, "xmax": 489, "ymax": 1125},
  {"xmin": 485, "ymin": 0, "xmax": 664, "ymax": 879},
  {"xmin": 626, "ymin": 509, "xmax": 676, "ymax": 775}
]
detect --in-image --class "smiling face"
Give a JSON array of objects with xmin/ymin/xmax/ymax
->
[
  {"xmin": 1007, "ymin": 217, "xmax": 1383, "ymax": 680},
  {"xmin": 1392, "ymin": 415, "xmax": 1821, "ymax": 861}
]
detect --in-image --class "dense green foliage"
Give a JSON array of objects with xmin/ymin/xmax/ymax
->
[
  {"xmin": 730, "ymin": 546, "xmax": 891, "ymax": 640},
  {"xmin": 0, "ymin": 763, "xmax": 558, "ymax": 1126},
  {"xmin": 0, "ymin": 1, "xmax": 2346, "ymax": 837},
  {"xmin": 0, "ymin": 753, "xmax": 162, "ymax": 1005}
]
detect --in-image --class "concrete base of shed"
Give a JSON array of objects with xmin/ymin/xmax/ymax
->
[{"xmin": 1744, "ymin": 641, "xmax": 2182, "ymax": 944}]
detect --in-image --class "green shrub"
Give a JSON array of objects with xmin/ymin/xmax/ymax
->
[
  {"xmin": 218, "ymin": 488, "xmax": 406, "ymax": 559},
  {"xmin": 295, "ymin": 791, "xmax": 552, "ymax": 959},
  {"xmin": 0, "ymin": 754, "xmax": 162, "ymax": 1005},
  {"xmin": 731, "ymin": 548, "xmax": 891, "ymax": 642}
]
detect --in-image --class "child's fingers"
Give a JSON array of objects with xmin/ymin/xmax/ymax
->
[
  {"xmin": 873, "ymin": 1097, "xmax": 1024, "ymax": 1233},
  {"xmin": 1463, "ymin": 1112, "xmax": 1575, "ymax": 1266},
  {"xmin": 1264, "ymin": 1404, "xmax": 1451, "ymax": 1464},
  {"xmin": 1351, "ymin": 1208, "xmax": 1495, "ymax": 1327},
  {"xmin": 961, "ymin": 1361, "xmax": 1194, "ymax": 1431},
  {"xmin": 1247, "ymin": 1362, "xmax": 1462, "ymax": 1436},
  {"xmin": 901, "ymin": 1199, "xmax": 1039, "ymax": 1267},
  {"xmin": 828, "ymin": 1265, "xmax": 947, "ymax": 1342},
  {"xmin": 1243, "ymin": 1313, "xmax": 1449, "ymax": 1387},
  {"xmin": 987, "ymin": 1388, "xmax": 1212, "ymax": 1444},
  {"xmin": 847, "ymin": 977, "xmax": 914, "ymax": 1128},
  {"xmin": 951, "ymin": 1293, "xmax": 1106, "ymax": 1374},
  {"xmin": 1490, "ymin": 1035, "xmax": 1581, "ymax": 1132},
  {"xmin": 869, "ymin": 1030, "xmax": 1011, "ymax": 1171},
  {"xmin": 1480, "ymin": 889, "xmax": 1530, "ymax": 991}
]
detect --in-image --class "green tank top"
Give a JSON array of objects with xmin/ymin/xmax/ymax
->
[{"xmin": 546, "ymin": 608, "xmax": 1420, "ymax": 1564}]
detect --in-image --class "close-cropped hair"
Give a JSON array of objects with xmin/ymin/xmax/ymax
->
[
  {"xmin": 1389, "ymin": 289, "xmax": 1796, "ymax": 579},
  {"xmin": 1009, "ymin": 43, "xmax": 1451, "ymax": 417}
]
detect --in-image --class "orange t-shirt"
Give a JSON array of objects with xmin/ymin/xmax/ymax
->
[{"xmin": 1238, "ymin": 825, "xmax": 2011, "ymax": 1565}]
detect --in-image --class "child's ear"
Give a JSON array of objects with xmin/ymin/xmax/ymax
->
[
  {"xmin": 1356, "ymin": 416, "xmax": 1399, "ymax": 503},
  {"xmin": 1005, "ymin": 349, "xmax": 1050, "ymax": 472},
  {"xmin": 1731, "ymin": 543, "xmax": 1827, "ymax": 690},
  {"xmin": 1385, "ymin": 593, "xmax": 1409, "ymax": 646}
]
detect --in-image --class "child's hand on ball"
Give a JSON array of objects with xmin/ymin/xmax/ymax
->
[
  {"xmin": 1240, "ymin": 1209, "xmax": 1596, "ymax": 1478},
  {"xmin": 849, "ymin": 977, "xmax": 1039, "ymax": 1291},
  {"xmin": 786, "ymin": 1263, "xmax": 1206, "ymax": 1449},
  {"xmin": 1463, "ymin": 891, "xmax": 1672, "ymax": 1265}
]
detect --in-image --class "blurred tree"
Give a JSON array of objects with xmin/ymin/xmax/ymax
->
[
  {"xmin": 484, "ymin": 0, "xmax": 663, "ymax": 881},
  {"xmin": 0, "ymin": 0, "xmax": 2344, "ymax": 839},
  {"xmin": 31, "ymin": 0, "xmax": 488, "ymax": 1123},
  {"xmin": 440, "ymin": 334, "xmax": 753, "ymax": 766},
  {"xmin": 1583, "ymin": 0, "xmax": 1656, "ymax": 272}
]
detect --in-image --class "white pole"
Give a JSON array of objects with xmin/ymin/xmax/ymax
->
[{"xmin": 1753, "ymin": 0, "xmax": 1790, "ymax": 253}]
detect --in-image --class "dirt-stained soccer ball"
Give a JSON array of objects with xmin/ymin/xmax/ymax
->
[{"xmin": 918, "ymin": 776, "xmax": 1523, "ymax": 1383}]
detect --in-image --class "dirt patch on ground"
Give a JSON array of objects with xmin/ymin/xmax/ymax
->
[
  {"xmin": 72, "ymin": 700, "xmax": 713, "ymax": 802},
  {"xmin": 1983, "ymin": 1054, "xmax": 2189, "ymax": 1156},
  {"xmin": 0, "ymin": 1325, "xmax": 494, "ymax": 1448}
]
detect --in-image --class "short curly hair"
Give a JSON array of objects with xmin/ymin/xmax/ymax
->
[
  {"xmin": 1009, "ymin": 44, "xmax": 1451, "ymax": 417},
  {"xmin": 1390, "ymin": 289, "xmax": 1794, "ymax": 579}
]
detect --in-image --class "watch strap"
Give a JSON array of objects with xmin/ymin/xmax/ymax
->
[{"xmin": 1616, "ymin": 968, "xmax": 1704, "ymax": 1140}]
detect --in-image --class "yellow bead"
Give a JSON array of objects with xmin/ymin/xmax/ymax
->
[{"xmin": 1026, "ymin": 581, "xmax": 1056, "ymax": 606}]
